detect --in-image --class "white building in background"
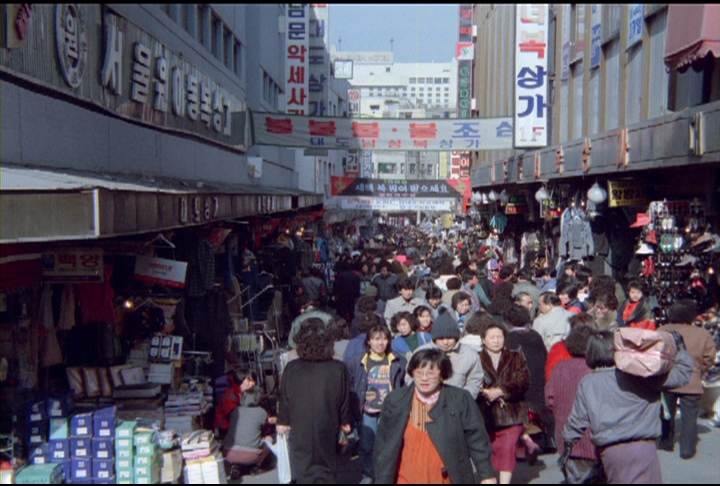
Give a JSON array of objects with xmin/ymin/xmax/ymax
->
[{"xmin": 330, "ymin": 49, "xmax": 457, "ymax": 180}]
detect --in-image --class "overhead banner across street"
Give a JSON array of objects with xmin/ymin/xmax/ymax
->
[{"xmin": 250, "ymin": 111, "xmax": 514, "ymax": 151}]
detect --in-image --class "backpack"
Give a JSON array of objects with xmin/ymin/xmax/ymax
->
[{"xmin": 613, "ymin": 328, "xmax": 677, "ymax": 377}]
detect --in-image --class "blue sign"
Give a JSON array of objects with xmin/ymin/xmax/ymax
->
[{"xmin": 627, "ymin": 4, "xmax": 644, "ymax": 49}]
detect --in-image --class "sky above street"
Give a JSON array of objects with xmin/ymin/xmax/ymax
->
[{"xmin": 328, "ymin": 4, "xmax": 460, "ymax": 63}]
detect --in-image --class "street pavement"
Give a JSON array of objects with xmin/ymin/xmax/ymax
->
[{"xmin": 235, "ymin": 416, "xmax": 720, "ymax": 484}]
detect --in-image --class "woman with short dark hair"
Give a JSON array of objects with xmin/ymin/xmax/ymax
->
[
  {"xmin": 545, "ymin": 324, "xmax": 599, "ymax": 479},
  {"xmin": 478, "ymin": 320, "xmax": 532, "ymax": 483},
  {"xmin": 563, "ymin": 330, "xmax": 695, "ymax": 483},
  {"xmin": 278, "ymin": 318, "xmax": 352, "ymax": 484},
  {"xmin": 374, "ymin": 348, "xmax": 496, "ymax": 484},
  {"xmin": 390, "ymin": 311, "xmax": 431, "ymax": 360}
]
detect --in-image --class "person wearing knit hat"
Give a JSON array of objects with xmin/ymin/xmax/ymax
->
[
  {"xmin": 431, "ymin": 308, "xmax": 461, "ymax": 341},
  {"xmin": 406, "ymin": 307, "xmax": 484, "ymax": 400},
  {"xmin": 364, "ymin": 285, "xmax": 378, "ymax": 297}
]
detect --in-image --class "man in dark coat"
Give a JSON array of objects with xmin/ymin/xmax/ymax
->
[{"xmin": 278, "ymin": 319, "xmax": 351, "ymax": 483}]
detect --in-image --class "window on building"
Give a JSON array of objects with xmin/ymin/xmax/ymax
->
[
  {"xmin": 602, "ymin": 5, "xmax": 622, "ymax": 41},
  {"xmin": 211, "ymin": 14, "xmax": 223, "ymax": 59},
  {"xmin": 603, "ymin": 38, "xmax": 620, "ymax": 130},
  {"xmin": 224, "ymin": 29, "xmax": 233, "ymax": 69},
  {"xmin": 572, "ymin": 60, "xmax": 584, "ymax": 138},
  {"xmin": 409, "ymin": 77, "xmax": 417, "ymax": 84},
  {"xmin": 417, "ymin": 78, "xmax": 426, "ymax": 84},
  {"xmin": 647, "ymin": 9, "xmax": 669, "ymax": 117},
  {"xmin": 234, "ymin": 39, "xmax": 242, "ymax": 78},
  {"xmin": 571, "ymin": 4, "xmax": 586, "ymax": 62},
  {"xmin": 199, "ymin": 6, "xmax": 211, "ymax": 50},
  {"xmin": 443, "ymin": 77, "xmax": 450, "ymax": 84},
  {"xmin": 386, "ymin": 67, "xmax": 391, "ymax": 72},
  {"xmin": 434, "ymin": 77, "xmax": 442, "ymax": 84},
  {"xmin": 419, "ymin": 87, "xmax": 424, "ymax": 91},
  {"xmin": 188, "ymin": 5, "xmax": 200, "ymax": 39},
  {"xmin": 625, "ymin": 44, "xmax": 643, "ymax": 124}
]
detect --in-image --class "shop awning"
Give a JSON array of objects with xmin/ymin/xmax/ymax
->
[
  {"xmin": 664, "ymin": 4, "xmax": 720, "ymax": 71},
  {"xmin": 0, "ymin": 165, "xmax": 322, "ymax": 243}
]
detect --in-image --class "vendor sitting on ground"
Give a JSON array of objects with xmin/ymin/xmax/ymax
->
[
  {"xmin": 215, "ymin": 370, "xmax": 257, "ymax": 440},
  {"xmin": 223, "ymin": 389, "xmax": 277, "ymax": 478}
]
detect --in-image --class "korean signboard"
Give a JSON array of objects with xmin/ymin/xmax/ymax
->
[
  {"xmin": 331, "ymin": 176, "xmax": 469, "ymax": 199},
  {"xmin": 42, "ymin": 249, "xmax": 104, "ymax": 282},
  {"xmin": 627, "ymin": 4, "xmax": 644, "ymax": 49},
  {"xmin": 608, "ymin": 180, "xmax": 649, "ymax": 208},
  {"xmin": 252, "ymin": 112, "xmax": 513, "ymax": 151},
  {"xmin": 337, "ymin": 197, "xmax": 453, "ymax": 212},
  {"xmin": 286, "ymin": 4, "xmax": 309, "ymax": 115},
  {"xmin": 590, "ymin": 5, "xmax": 602, "ymax": 69},
  {"xmin": 561, "ymin": 4, "xmax": 571, "ymax": 81},
  {"xmin": 456, "ymin": 5, "xmax": 474, "ymax": 181},
  {"xmin": 344, "ymin": 150, "xmax": 360, "ymax": 177},
  {"xmin": 134, "ymin": 255, "xmax": 188, "ymax": 288},
  {"xmin": 348, "ymin": 88, "xmax": 361, "ymax": 117},
  {"xmin": 361, "ymin": 151, "xmax": 374, "ymax": 177},
  {"xmin": 309, "ymin": 5, "xmax": 329, "ymax": 116},
  {"xmin": 514, "ymin": 4, "xmax": 549, "ymax": 148}
]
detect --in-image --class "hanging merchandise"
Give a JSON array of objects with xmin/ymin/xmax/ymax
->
[
  {"xmin": 558, "ymin": 206, "xmax": 594, "ymax": 261},
  {"xmin": 490, "ymin": 213, "xmax": 508, "ymax": 234},
  {"xmin": 636, "ymin": 199, "xmax": 718, "ymax": 324}
]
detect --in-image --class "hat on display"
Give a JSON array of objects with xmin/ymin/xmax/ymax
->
[
  {"xmin": 629, "ymin": 213, "xmax": 651, "ymax": 228},
  {"xmin": 431, "ymin": 309, "xmax": 461, "ymax": 341},
  {"xmin": 636, "ymin": 242, "xmax": 655, "ymax": 255},
  {"xmin": 645, "ymin": 229, "xmax": 658, "ymax": 245}
]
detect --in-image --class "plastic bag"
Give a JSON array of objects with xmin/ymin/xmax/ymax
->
[{"xmin": 272, "ymin": 433, "xmax": 292, "ymax": 484}]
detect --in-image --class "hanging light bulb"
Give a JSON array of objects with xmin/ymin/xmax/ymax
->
[
  {"xmin": 488, "ymin": 190, "xmax": 498, "ymax": 201},
  {"xmin": 482, "ymin": 193, "xmax": 489, "ymax": 204},
  {"xmin": 535, "ymin": 186, "xmax": 550, "ymax": 203},
  {"xmin": 499, "ymin": 189, "xmax": 510, "ymax": 204},
  {"xmin": 587, "ymin": 182, "xmax": 607, "ymax": 204}
]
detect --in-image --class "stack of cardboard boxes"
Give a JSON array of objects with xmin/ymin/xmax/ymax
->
[{"xmin": 115, "ymin": 421, "xmax": 161, "ymax": 484}]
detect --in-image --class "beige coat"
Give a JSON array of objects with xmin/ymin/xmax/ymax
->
[{"xmin": 662, "ymin": 323, "xmax": 716, "ymax": 394}]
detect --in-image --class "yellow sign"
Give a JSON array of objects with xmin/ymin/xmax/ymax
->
[{"xmin": 608, "ymin": 180, "xmax": 649, "ymax": 208}]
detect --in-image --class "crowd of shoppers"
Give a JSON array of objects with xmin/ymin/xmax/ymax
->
[{"xmin": 224, "ymin": 221, "xmax": 718, "ymax": 484}]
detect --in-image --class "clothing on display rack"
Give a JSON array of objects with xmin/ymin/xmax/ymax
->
[{"xmin": 559, "ymin": 207, "xmax": 594, "ymax": 261}]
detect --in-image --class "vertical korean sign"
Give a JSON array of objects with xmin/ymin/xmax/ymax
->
[
  {"xmin": 561, "ymin": 4, "xmax": 571, "ymax": 80},
  {"xmin": 309, "ymin": 5, "xmax": 328, "ymax": 117},
  {"xmin": 286, "ymin": 4, "xmax": 309, "ymax": 115},
  {"xmin": 590, "ymin": 5, "xmax": 602, "ymax": 69},
  {"xmin": 455, "ymin": 4, "xmax": 473, "ymax": 188},
  {"xmin": 514, "ymin": 4, "xmax": 548, "ymax": 148}
]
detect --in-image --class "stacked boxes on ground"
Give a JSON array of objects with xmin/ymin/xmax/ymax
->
[{"xmin": 115, "ymin": 421, "xmax": 161, "ymax": 484}]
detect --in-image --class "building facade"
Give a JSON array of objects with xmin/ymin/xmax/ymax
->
[
  {"xmin": 1, "ymin": 4, "xmax": 349, "ymax": 244},
  {"xmin": 330, "ymin": 49, "xmax": 457, "ymax": 179},
  {"xmin": 469, "ymin": 4, "xmax": 719, "ymax": 217}
]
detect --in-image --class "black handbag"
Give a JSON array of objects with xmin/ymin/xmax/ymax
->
[{"xmin": 559, "ymin": 441, "xmax": 606, "ymax": 484}]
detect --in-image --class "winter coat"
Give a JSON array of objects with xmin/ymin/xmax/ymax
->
[
  {"xmin": 278, "ymin": 359, "xmax": 351, "ymax": 484},
  {"xmin": 559, "ymin": 207, "xmax": 594, "ymax": 260},
  {"xmin": 373, "ymin": 384, "xmax": 495, "ymax": 484},
  {"xmin": 661, "ymin": 323, "xmax": 716, "ymax": 394},
  {"xmin": 616, "ymin": 297, "xmax": 653, "ymax": 327},
  {"xmin": 479, "ymin": 348, "xmax": 531, "ymax": 430}
]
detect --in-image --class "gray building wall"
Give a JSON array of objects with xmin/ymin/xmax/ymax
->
[{"xmin": 0, "ymin": 4, "xmax": 319, "ymax": 194}]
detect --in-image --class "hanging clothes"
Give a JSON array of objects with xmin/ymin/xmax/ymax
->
[
  {"xmin": 38, "ymin": 284, "xmax": 64, "ymax": 367},
  {"xmin": 75, "ymin": 263, "xmax": 116, "ymax": 324},
  {"xmin": 184, "ymin": 235, "xmax": 216, "ymax": 297},
  {"xmin": 490, "ymin": 213, "xmax": 508, "ymax": 234},
  {"xmin": 58, "ymin": 284, "xmax": 77, "ymax": 331},
  {"xmin": 559, "ymin": 207, "xmax": 594, "ymax": 261}
]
